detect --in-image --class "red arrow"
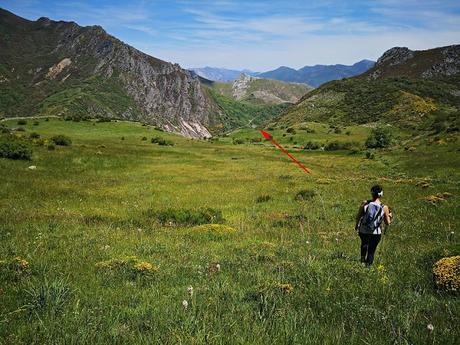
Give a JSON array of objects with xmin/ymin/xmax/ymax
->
[{"xmin": 259, "ymin": 129, "xmax": 311, "ymax": 174}]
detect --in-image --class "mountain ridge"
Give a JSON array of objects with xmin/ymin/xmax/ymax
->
[
  {"xmin": 273, "ymin": 45, "xmax": 460, "ymax": 132},
  {"xmin": 0, "ymin": 8, "xmax": 224, "ymax": 138}
]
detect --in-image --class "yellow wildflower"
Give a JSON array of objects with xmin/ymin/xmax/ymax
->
[
  {"xmin": 277, "ymin": 283, "xmax": 294, "ymax": 294},
  {"xmin": 433, "ymin": 256, "xmax": 460, "ymax": 292}
]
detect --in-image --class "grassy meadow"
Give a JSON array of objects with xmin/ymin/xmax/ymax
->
[{"xmin": 0, "ymin": 118, "xmax": 459, "ymax": 344}]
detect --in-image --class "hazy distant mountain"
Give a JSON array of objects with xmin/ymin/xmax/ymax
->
[
  {"xmin": 259, "ymin": 60, "xmax": 375, "ymax": 87},
  {"xmin": 273, "ymin": 45, "xmax": 460, "ymax": 131},
  {"xmin": 189, "ymin": 67, "xmax": 259, "ymax": 82}
]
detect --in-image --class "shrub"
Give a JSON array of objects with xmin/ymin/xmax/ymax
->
[
  {"xmin": 141, "ymin": 136, "xmax": 147, "ymax": 141},
  {"xmin": 51, "ymin": 135, "xmax": 72, "ymax": 146},
  {"xmin": 295, "ymin": 189, "xmax": 316, "ymax": 201},
  {"xmin": 15, "ymin": 127, "xmax": 25, "ymax": 132},
  {"xmin": 96, "ymin": 118, "xmax": 111, "ymax": 123},
  {"xmin": 304, "ymin": 141, "xmax": 320, "ymax": 150},
  {"xmin": 121, "ymin": 136, "xmax": 125, "ymax": 141},
  {"xmin": 151, "ymin": 208, "xmax": 224, "ymax": 226},
  {"xmin": 232, "ymin": 138, "xmax": 244, "ymax": 145},
  {"xmin": 45, "ymin": 118, "xmax": 49, "ymax": 122},
  {"xmin": 324, "ymin": 141, "xmax": 354, "ymax": 151},
  {"xmin": 17, "ymin": 119, "xmax": 27, "ymax": 125},
  {"xmin": 432, "ymin": 256, "xmax": 459, "ymax": 292},
  {"xmin": 151, "ymin": 136, "xmax": 173, "ymax": 146},
  {"xmin": 29, "ymin": 132, "xmax": 40, "ymax": 139},
  {"xmin": 0, "ymin": 140, "xmax": 32, "ymax": 160},
  {"xmin": 33, "ymin": 121, "xmax": 39, "ymax": 126},
  {"xmin": 365, "ymin": 151, "xmax": 375, "ymax": 159},
  {"xmin": 334, "ymin": 127, "xmax": 342, "ymax": 134},
  {"xmin": 256, "ymin": 194, "xmax": 272, "ymax": 203},
  {"xmin": 365, "ymin": 127, "xmax": 392, "ymax": 148},
  {"xmin": 47, "ymin": 144, "xmax": 55, "ymax": 151},
  {"xmin": 286, "ymin": 127, "xmax": 296, "ymax": 134}
]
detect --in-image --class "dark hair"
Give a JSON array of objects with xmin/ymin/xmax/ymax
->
[{"xmin": 371, "ymin": 185, "xmax": 383, "ymax": 198}]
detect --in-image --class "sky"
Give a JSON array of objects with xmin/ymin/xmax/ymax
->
[{"xmin": 1, "ymin": 0, "xmax": 460, "ymax": 71}]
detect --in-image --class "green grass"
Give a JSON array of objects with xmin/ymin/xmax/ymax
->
[{"xmin": 0, "ymin": 118, "xmax": 459, "ymax": 344}]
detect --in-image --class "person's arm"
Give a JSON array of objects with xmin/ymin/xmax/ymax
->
[
  {"xmin": 355, "ymin": 201, "xmax": 366, "ymax": 231},
  {"xmin": 383, "ymin": 205, "xmax": 392, "ymax": 225}
]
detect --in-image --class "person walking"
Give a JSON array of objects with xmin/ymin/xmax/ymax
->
[{"xmin": 355, "ymin": 185, "xmax": 392, "ymax": 266}]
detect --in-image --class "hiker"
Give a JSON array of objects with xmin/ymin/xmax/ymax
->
[{"xmin": 355, "ymin": 185, "xmax": 392, "ymax": 266}]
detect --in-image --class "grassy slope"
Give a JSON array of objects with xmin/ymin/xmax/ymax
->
[
  {"xmin": 277, "ymin": 76, "xmax": 460, "ymax": 131},
  {"xmin": 0, "ymin": 119, "xmax": 459, "ymax": 344},
  {"xmin": 209, "ymin": 79, "xmax": 311, "ymax": 106}
]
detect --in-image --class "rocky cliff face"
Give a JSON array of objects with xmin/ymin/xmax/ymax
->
[
  {"xmin": 365, "ymin": 45, "xmax": 460, "ymax": 80},
  {"xmin": 0, "ymin": 9, "xmax": 221, "ymax": 138}
]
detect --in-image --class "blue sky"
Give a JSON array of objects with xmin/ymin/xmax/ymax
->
[{"xmin": 2, "ymin": 0, "xmax": 460, "ymax": 70}]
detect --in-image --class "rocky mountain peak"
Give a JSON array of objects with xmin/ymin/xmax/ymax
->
[
  {"xmin": 377, "ymin": 47, "xmax": 414, "ymax": 66},
  {"xmin": 365, "ymin": 44, "xmax": 460, "ymax": 80}
]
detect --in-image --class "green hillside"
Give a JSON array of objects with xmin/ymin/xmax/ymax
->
[
  {"xmin": 207, "ymin": 88, "xmax": 290, "ymax": 131},
  {"xmin": 208, "ymin": 74, "xmax": 312, "ymax": 106},
  {"xmin": 275, "ymin": 75, "xmax": 460, "ymax": 132}
]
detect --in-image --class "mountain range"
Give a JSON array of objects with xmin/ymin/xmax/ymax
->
[{"xmin": 191, "ymin": 60, "xmax": 375, "ymax": 87}]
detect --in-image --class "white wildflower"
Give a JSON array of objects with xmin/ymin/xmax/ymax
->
[
  {"xmin": 28, "ymin": 166, "xmax": 36, "ymax": 170},
  {"xmin": 427, "ymin": 324, "xmax": 434, "ymax": 332},
  {"xmin": 182, "ymin": 300, "xmax": 188, "ymax": 310},
  {"xmin": 215, "ymin": 263, "xmax": 221, "ymax": 272},
  {"xmin": 187, "ymin": 286, "xmax": 193, "ymax": 297}
]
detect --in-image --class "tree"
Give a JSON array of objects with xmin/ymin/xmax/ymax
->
[{"xmin": 365, "ymin": 126, "xmax": 392, "ymax": 148}]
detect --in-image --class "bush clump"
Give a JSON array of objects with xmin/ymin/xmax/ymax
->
[
  {"xmin": 29, "ymin": 132, "xmax": 40, "ymax": 139},
  {"xmin": 151, "ymin": 137, "xmax": 173, "ymax": 146},
  {"xmin": 295, "ymin": 189, "xmax": 316, "ymax": 201},
  {"xmin": 304, "ymin": 141, "xmax": 320, "ymax": 150},
  {"xmin": 0, "ymin": 140, "xmax": 32, "ymax": 160},
  {"xmin": 152, "ymin": 208, "xmax": 224, "ymax": 226},
  {"xmin": 96, "ymin": 256, "xmax": 158, "ymax": 280},
  {"xmin": 365, "ymin": 126, "xmax": 392, "ymax": 148},
  {"xmin": 256, "ymin": 194, "xmax": 272, "ymax": 203},
  {"xmin": 324, "ymin": 141, "xmax": 356, "ymax": 151},
  {"xmin": 433, "ymin": 256, "xmax": 460, "ymax": 292},
  {"xmin": 50, "ymin": 135, "xmax": 72, "ymax": 146},
  {"xmin": 233, "ymin": 138, "xmax": 245, "ymax": 145},
  {"xmin": 17, "ymin": 119, "xmax": 27, "ymax": 125}
]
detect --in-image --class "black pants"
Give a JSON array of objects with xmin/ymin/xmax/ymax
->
[{"xmin": 359, "ymin": 233, "xmax": 381, "ymax": 266}]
